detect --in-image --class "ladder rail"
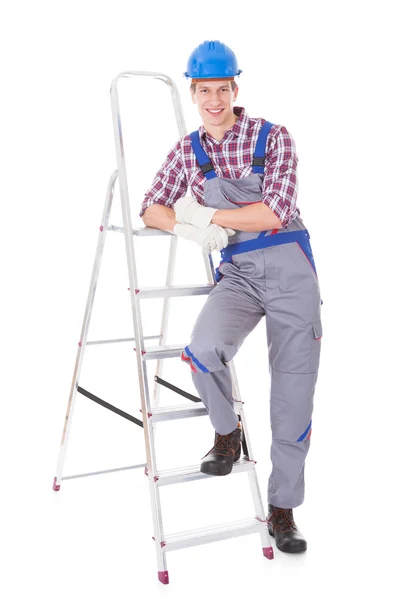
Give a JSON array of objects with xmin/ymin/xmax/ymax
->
[
  {"xmin": 54, "ymin": 170, "xmax": 118, "ymax": 488},
  {"xmin": 110, "ymin": 70, "xmax": 186, "ymax": 412},
  {"xmin": 152, "ymin": 235, "xmax": 178, "ymax": 409},
  {"xmin": 229, "ymin": 359, "xmax": 270, "ymax": 548},
  {"xmin": 110, "ymin": 70, "xmax": 187, "ymax": 575}
]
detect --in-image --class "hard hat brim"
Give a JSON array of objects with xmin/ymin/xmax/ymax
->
[
  {"xmin": 190, "ymin": 76, "xmax": 235, "ymax": 83},
  {"xmin": 184, "ymin": 70, "xmax": 242, "ymax": 79}
]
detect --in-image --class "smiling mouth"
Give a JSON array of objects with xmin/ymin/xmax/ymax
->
[{"xmin": 206, "ymin": 108, "xmax": 224, "ymax": 115}]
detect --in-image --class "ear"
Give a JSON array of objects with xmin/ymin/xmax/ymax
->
[
  {"xmin": 233, "ymin": 86, "xmax": 239, "ymax": 102},
  {"xmin": 190, "ymin": 87, "xmax": 197, "ymax": 105}
]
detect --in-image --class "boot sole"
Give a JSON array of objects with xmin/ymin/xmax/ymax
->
[
  {"xmin": 268, "ymin": 527, "xmax": 307, "ymax": 553},
  {"xmin": 200, "ymin": 452, "xmax": 240, "ymax": 476},
  {"xmin": 200, "ymin": 439, "xmax": 240, "ymax": 476},
  {"xmin": 200, "ymin": 463, "xmax": 233, "ymax": 476}
]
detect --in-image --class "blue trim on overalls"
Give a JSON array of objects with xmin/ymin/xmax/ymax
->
[
  {"xmin": 183, "ymin": 345, "xmax": 210, "ymax": 373},
  {"xmin": 189, "ymin": 120, "xmax": 274, "ymax": 179},
  {"xmin": 252, "ymin": 122, "xmax": 273, "ymax": 173},
  {"xmin": 297, "ymin": 420, "xmax": 312, "ymax": 442},
  {"xmin": 189, "ymin": 131, "xmax": 218, "ymax": 180},
  {"xmin": 216, "ymin": 229, "xmax": 317, "ymax": 279}
]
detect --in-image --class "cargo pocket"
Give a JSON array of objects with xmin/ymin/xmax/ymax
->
[{"xmin": 310, "ymin": 320, "xmax": 322, "ymax": 373}]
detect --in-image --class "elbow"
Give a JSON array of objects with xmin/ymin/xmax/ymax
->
[
  {"xmin": 261, "ymin": 202, "xmax": 284, "ymax": 230},
  {"xmin": 272, "ymin": 216, "xmax": 284, "ymax": 229},
  {"xmin": 140, "ymin": 204, "xmax": 150, "ymax": 225},
  {"xmin": 141, "ymin": 204, "xmax": 158, "ymax": 227}
]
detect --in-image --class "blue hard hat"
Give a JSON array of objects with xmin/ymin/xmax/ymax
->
[{"xmin": 184, "ymin": 40, "xmax": 242, "ymax": 79}]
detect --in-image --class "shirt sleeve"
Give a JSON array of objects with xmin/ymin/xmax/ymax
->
[
  {"xmin": 139, "ymin": 139, "xmax": 188, "ymax": 218},
  {"xmin": 262, "ymin": 125, "xmax": 299, "ymax": 228}
]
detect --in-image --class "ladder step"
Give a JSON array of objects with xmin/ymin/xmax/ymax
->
[
  {"xmin": 136, "ymin": 284, "xmax": 215, "ymax": 299},
  {"xmin": 149, "ymin": 400, "xmax": 242, "ymax": 423},
  {"xmin": 87, "ymin": 334, "xmax": 161, "ymax": 346},
  {"xmin": 142, "ymin": 344, "xmax": 184, "ymax": 360},
  {"xmin": 162, "ymin": 517, "xmax": 267, "ymax": 552},
  {"xmin": 156, "ymin": 458, "xmax": 256, "ymax": 486},
  {"xmin": 108, "ymin": 225, "xmax": 172, "ymax": 237},
  {"xmin": 149, "ymin": 403, "xmax": 207, "ymax": 422}
]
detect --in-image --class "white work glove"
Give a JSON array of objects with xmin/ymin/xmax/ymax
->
[
  {"xmin": 174, "ymin": 195, "xmax": 218, "ymax": 229},
  {"xmin": 173, "ymin": 222, "xmax": 235, "ymax": 254}
]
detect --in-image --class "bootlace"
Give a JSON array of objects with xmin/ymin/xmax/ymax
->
[
  {"xmin": 204, "ymin": 432, "xmax": 236, "ymax": 457},
  {"xmin": 268, "ymin": 508, "xmax": 297, "ymax": 533},
  {"xmin": 214, "ymin": 434, "xmax": 233, "ymax": 454}
]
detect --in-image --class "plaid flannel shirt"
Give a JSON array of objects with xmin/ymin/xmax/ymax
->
[{"xmin": 139, "ymin": 106, "xmax": 299, "ymax": 228}]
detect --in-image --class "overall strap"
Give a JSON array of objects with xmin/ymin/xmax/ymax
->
[
  {"xmin": 189, "ymin": 130, "xmax": 217, "ymax": 180},
  {"xmin": 221, "ymin": 229, "xmax": 310, "ymax": 262},
  {"xmin": 252, "ymin": 121, "xmax": 274, "ymax": 174}
]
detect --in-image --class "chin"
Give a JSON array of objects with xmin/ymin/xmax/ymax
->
[{"xmin": 203, "ymin": 115, "xmax": 224, "ymax": 126}]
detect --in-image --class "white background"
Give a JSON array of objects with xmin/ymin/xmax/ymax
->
[{"xmin": 1, "ymin": 0, "xmax": 399, "ymax": 598}]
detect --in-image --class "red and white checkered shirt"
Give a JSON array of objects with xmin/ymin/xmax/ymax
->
[{"xmin": 139, "ymin": 106, "xmax": 300, "ymax": 227}]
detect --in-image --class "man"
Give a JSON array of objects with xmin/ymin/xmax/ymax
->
[{"xmin": 140, "ymin": 40, "xmax": 322, "ymax": 554}]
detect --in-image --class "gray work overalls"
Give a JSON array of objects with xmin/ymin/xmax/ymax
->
[{"xmin": 181, "ymin": 122, "xmax": 323, "ymax": 509}]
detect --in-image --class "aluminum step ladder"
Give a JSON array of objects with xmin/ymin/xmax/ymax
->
[{"xmin": 53, "ymin": 71, "xmax": 274, "ymax": 584}]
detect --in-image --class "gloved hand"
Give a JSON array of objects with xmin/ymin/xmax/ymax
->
[
  {"xmin": 174, "ymin": 195, "xmax": 218, "ymax": 229},
  {"xmin": 173, "ymin": 222, "xmax": 235, "ymax": 253}
]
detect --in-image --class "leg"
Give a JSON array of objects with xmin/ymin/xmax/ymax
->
[
  {"xmin": 265, "ymin": 240, "xmax": 322, "ymax": 509},
  {"xmin": 181, "ymin": 277, "xmax": 265, "ymax": 435}
]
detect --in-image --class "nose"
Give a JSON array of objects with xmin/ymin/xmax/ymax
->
[{"xmin": 208, "ymin": 90, "xmax": 221, "ymax": 105}]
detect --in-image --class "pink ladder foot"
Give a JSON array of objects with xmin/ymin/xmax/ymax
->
[
  {"xmin": 263, "ymin": 546, "xmax": 274, "ymax": 560},
  {"xmin": 53, "ymin": 477, "xmax": 60, "ymax": 491},
  {"xmin": 158, "ymin": 571, "xmax": 169, "ymax": 584}
]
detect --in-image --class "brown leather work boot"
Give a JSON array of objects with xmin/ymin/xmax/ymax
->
[
  {"xmin": 267, "ymin": 504, "xmax": 307, "ymax": 553},
  {"xmin": 200, "ymin": 425, "xmax": 241, "ymax": 476}
]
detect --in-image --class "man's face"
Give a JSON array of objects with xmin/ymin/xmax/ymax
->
[{"xmin": 191, "ymin": 79, "xmax": 239, "ymax": 129}]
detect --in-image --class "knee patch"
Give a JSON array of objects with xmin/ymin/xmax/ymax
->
[
  {"xmin": 181, "ymin": 346, "xmax": 210, "ymax": 374},
  {"xmin": 296, "ymin": 420, "xmax": 312, "ymax": 442},
  {"xmin": 181, "ymin": 343, "xmax": 232, "ymax": 374}
]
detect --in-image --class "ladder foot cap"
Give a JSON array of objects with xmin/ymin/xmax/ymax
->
[
  {"xmin": 263, "ymin": 546, "xmax": 274, "ymax": 560},
  {"xmin": 158, "ymin": 571, "xmax": 169, "ymax": 584},
  {"xmin": 53, "ymin": 477, "xmax": 60, "ymax": 492}
]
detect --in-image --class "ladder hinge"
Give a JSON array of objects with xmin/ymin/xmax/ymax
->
[
  {"xmin": 139, "ymin": 409, "xmax": 152, "ymax": 418},
  {"xmin": 133, "ymin": 348, "xmax": 146, "ymax": 355},
  {"xmin": 152, "ymin": 537, "xmax": 166, "ymax": 548}
]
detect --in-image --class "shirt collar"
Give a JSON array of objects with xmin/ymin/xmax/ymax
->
[{"xmin": 199, "ymin": 106, "xmax": 249, "ymax": 142}]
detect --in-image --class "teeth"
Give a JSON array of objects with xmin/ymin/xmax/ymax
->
[{"xmin": 208, "ymin": 109, "xmax": 223, "ymax": 113}]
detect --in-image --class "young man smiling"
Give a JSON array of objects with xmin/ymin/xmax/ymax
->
[
  {"xmin": 192, "ymin": 79, "xmax": 239, "ymax": 138},
  {"xmin": 140, "ymin": 40, "xmax": 323, "ymax": 554}
]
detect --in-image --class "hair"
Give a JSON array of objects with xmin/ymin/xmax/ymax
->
[{"xmin": 190, "ymin": 80, "xmax": 238, "ymax": 93}]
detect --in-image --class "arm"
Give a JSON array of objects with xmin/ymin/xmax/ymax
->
[
  {"xmin": 211, "ymin": 202, "xmax": 282, "ymax": 232},
  {"xmin": 142, "ymin": 204, "xmax": 177, "ymax": 233},
  {"xmin": 143, "ymin": 203, "xmax": 234, "ymax": 252},
  {"xmin": 211, "ymin": 125, "xmax": 298, "ymax": 231},
  {"xmin": 261, "ymin": 125, "xmax": 298, "ymax": 228}
]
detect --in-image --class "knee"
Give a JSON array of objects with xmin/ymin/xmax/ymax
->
[
  {"xmin": 181, "ymin": 341, "xmax": 235, "ymax": 374},
  {"xmin": 272, "ymin": 419, "xmax": 313, "ymax": 445}
]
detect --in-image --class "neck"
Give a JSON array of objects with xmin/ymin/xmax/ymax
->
[{"xmin": 204, "ymin": 110, "xmax": 238, "ymax": 142}]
